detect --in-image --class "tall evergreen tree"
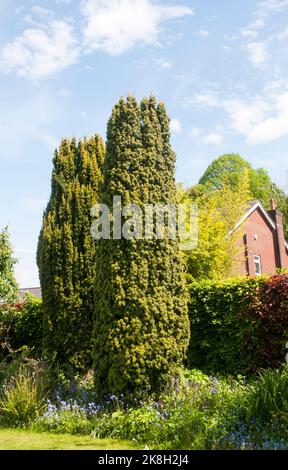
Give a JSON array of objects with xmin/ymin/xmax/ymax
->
[
  {"xmin": 92, "ymin": 96, "xmax": 189, "ymax": 398},
  {"xmin": 37, "ymin": 135, "xmax": 104, "ymax": 370}
]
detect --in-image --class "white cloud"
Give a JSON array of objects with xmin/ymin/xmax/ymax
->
[
  {"xmin": 249, "ymin": 18, "xmax": 266, "ymax": 29},
  {"xmin": 170, "ymin": 118, "xmax": 182, "ymax": 134},
  {"xmin": 256, "ymin": 0, "xmax": 288, "ymax": 16},
  {"xmin": 195, "ymin": 29, "xmax": 210, "ymax": 38},
  {"xmin": 188, "ymin": 127, "xmax": 202, "ymax": 139},
  {"xmin": 240, "ymin": 1, "xmax": 288, "ymax": 68},
  {"xmin": 246, "ymin": 42, "xmax": 269, "ymax": 66},
  {"xmin": 240, "ymin": 2, "xmax": 288, "ymax": 69},
  {"xmin": 57, "ymin": 88, "xmax": 71, "ymax": 97},
  {"xmin": 276, "ymin": 28, "xmax": 288, "ymax": 40},
  {"xmin": 185, "ymin": 80, "xmax": 288, "ymax": 145},
  {"xmin": 203, "ymin": 132, "xmax": 223, "ymax": 145},
  {"xmin": 81, "ymin": 0, "xmax": 193, "ymax": 55},
  {"xmin": 30, "ymin": 6, "xmax": 55, "ymax": 20},
  {"xmin": 240, "ymin": 18, "xmax": 265, "ymax": 40},
  {"xmin": 247, "ymin": 92, "xmax": 288, "ymax": 144},
  {"xmin": 263, "ymin": 79, "xmax": 287, "ymax": 93},
  {"xmin": 0, "ymin": 19, "xmax": 80, "ymax": 80},
  {"xmin": 155, "ymin": 57, "xmax": 173, "ymax": 69},
  {"xmin": 241, "ymin": 29, "xmax": 258, "ymax": 39},
  {"xmin": 184, "ymin": 91, "xmax": 219, "ymax": 108},
  {"xmin": 0, "ymin": 1, "xmax": 193, "ymax": 80},
  {"xmin": 188, "ymin": 127, "xmax": 223, "ymax": 145},
  {"xmin": 224, "ymin": 97, "xmax": 269, "ymax": 135},
  {"xmin": 222, "ymin": 83, "xmax": 288, "ymax": 144}
]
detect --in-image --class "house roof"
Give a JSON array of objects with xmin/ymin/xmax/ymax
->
[
  {"xmin": 0, "ymin": 287, "xmax": 42, "ymax": 304},
  {"xmin": 19, "ymin": 287, "xmax": 42, "ymax": 299},
  {"xmin": 233, "ymin": 199, "xmax": 288, "ymax": 250},
  {"xmin": 234, "ymin": 200, "xmax": 276, "ymax": 232}
]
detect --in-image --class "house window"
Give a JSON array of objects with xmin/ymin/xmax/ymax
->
[{"xmin": 254, "ymin": 255, "xmax": 262, "ymax": 276}]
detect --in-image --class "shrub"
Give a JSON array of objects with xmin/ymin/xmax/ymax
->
[
  {"xmin": 0, "ymin": 226, "xmax": 18, "ymax": 303},
  {"xmin": 0, "ymin": 365, "xmax": 46, "ymax": 427},
  {"xmin": 188, "ymin": 277, "xmax": 265, "ymax": 374},
  {"xmin": 188, "ymin": 274, "xmax": 288, "ymax": 374},
  {"xmin": 243, "ymin": 273, "xmax": 288, "ymax": 369},
  {"xmin": 245, "ymin": 365, "xmax": 288, "ymax": 420},
  {"xmin": 0, "ymin": 294, "xmax": 43, "ymax": 360}
]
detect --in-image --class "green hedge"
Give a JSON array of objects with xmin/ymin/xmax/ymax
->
[
  {"xmin": 1, "ymin": 277, "xmax": 287, "ymax": 378},
  {"xmin": 0, "ymin": 294, "xmax": 43, "ymax": 360},
  {"xmin": 188, "ymin": 277, "xmax": 267, "ymax": 375}
]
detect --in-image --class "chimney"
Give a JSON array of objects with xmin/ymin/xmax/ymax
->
[
  {"xmin": 270, "ymin": 198, "xmax": 276, "ymax": 210},
  {"xmin": 268, "ymin": 202, "xmax": 287, "ymax": 269}
]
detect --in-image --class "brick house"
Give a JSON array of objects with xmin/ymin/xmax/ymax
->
[{"xmin": 235, "ymin": 199, "xmax": 288, "ymax": 276}]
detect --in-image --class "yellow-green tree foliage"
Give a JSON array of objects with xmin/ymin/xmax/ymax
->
[
  {"xmin": 198, "ymin": 153, "xmax": 288, "ymax": 238},
  {"xmin": 92, "ymin": 96, "xmax": 190, "ymax": 398},
  {"xmin": 37, "ymin": 135, "xmax": 104, "ymax": 370},
  {"xmin": 0, "ymin": 226, "xmax": 18, "ymax": 302},
  {"xmin": 182, "ymin": 170, "xmax": 251, "ymax": 280}
]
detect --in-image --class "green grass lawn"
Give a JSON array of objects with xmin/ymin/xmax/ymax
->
[{"xmin": 0, "ymin": 428, "xmax": 138, "ymax": 450}]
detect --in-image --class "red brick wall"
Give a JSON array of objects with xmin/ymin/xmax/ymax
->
[
  {"xmin": 238, "ymin": 208, "xmax": 279, "ymax": 276},
  {"xmin": 282, "ymin": 243, "xmax": 288, "ymax": 267},
  {"xmin": 268, "ymin": 209, "xmax": 288, "ymax": 269}
]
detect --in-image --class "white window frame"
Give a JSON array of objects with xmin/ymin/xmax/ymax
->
[{"xmin": 254, "ymin": 255, "xmax": 262, "ymax": 276}]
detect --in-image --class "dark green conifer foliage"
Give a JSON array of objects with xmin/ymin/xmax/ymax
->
[
  {"xmin": 93, "ymin": 96, "xmax": 189, "ymax": 398},
  {"xmin": 37, "ymin": 135, "xmax": 104, "ymax": 370}
]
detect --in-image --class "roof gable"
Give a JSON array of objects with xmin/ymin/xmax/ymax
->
[
  {"xmin": 233, "ymin": 200, "xmax": 288, "ymax": 251},
  {"xmin": 234, "ymin": 200, "xmax": 276, "ymax": 232}
]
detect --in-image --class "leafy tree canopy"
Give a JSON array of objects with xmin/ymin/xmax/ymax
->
[
  {"xmin": 181, "ymin": 170, "xmax": 251, "ymax": 280},
  {"xmin": 0, "ymin": 227, "xmax": 18, "ymax": 303},
  {"xmin": 198, "ymin": 153, "xmax": 288, "ymax": 238}
]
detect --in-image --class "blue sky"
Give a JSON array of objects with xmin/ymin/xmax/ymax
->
[{"xmin": 0, "ymin": 0, "xmax": 288, "ymax": 286}]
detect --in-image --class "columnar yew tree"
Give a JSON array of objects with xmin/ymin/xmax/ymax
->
[
  {"xmin": 37, "ymin": 135, "xmax": 104, "ymax": 370},
  {"xmin": 92, "ymin": 96, "xmax": 189, "ymax": 398}
]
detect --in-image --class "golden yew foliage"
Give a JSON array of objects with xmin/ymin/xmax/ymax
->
[
  {"xmin": 37, "ymin": 135, "xmax": 104, "ymax": 370},
  {"xmin": 93, "ymin": 96, "xmax": 189, "ymax": 398}
]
